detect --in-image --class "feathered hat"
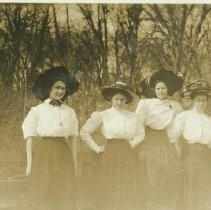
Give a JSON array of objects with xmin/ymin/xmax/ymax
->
[{"xmin": 181, "ymin": 79, "xmax": 211, "ymax": 99}]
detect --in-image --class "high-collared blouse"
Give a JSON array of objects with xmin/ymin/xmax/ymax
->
[
  {"xmin": 22, "ymin": 98, "xmax": 78, "ymax": 139},
  {"xmin": 80, "ymin": 107, "xmax": 145, "ymax": 153},
  {"xmin": 135, "ymin": 98, "xmax": 182, "ymax": 130},
  {"xmin": 168, "ymin": 109, "xmax": 211, "ymax": 144}
]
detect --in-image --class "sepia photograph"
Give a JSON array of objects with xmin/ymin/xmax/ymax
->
[{"xmin": 0, "ymin": 2, "xmax": 211, "ymax": 210}]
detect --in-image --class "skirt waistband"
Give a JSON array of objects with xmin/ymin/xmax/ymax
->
[
  {"xmin": 40, "ymin": 137, "xmax": 65, "ymax": 141},
  {"xmin": 188, "ymin": 143, "xmax": 208, "ymax": 149},
  {"xmin": 106, "ymin": 139, "xmax": 127, "ymax": 143}
]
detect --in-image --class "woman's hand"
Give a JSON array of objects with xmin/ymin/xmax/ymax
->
[
  {"xmin": 69, "ymin": 137, "xmax": 78, "ymax": 179},
  {"xmin": 129, "ymin": 139, "xmax": 138, "ymax": 149},
  {"xmin": 26, "ymin": 138, "xmax": 33, "ymax": 176},
  {"xmin": 74, "ymin": 165, "xmax": 78, "ymax": 179},
  {"xmin": 98, "ymin": 145, "xmax": 105, "ymax": 153},
  {"xmin": 26, "ymin": 163, "xmax": 32, "ymax": 176},
  {"xmin": 171, "ymin": 142, "xmax": 182, "ymax": 157},
  {"xmin": 129, "ymin": 141, "xmax": 136, "ymax": 149}
]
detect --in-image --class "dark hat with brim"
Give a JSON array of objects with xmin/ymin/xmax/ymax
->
[
  {"xmin": 181, "ymin": 80, "xmax": 211, "ymax": 99},
  {"xmin": 100, "ymin": 82, "xmax": 134, "ymax": 104},
  {"xmin": 150, "ymin": 69, "xmax": 184, "ymax": 96},
  {"xmin": 139, "ymin": 69, "xmax": 184, "ymax": 98},
  {"xmin": 32, "ymin": 66, "xmax": 79, "ymax": 101}
]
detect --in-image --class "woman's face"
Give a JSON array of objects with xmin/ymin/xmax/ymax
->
[
  {"xmin": 193, "ymin": 95, "xmax": 207, "ymax": 112},
  {"xmin": 155, "ymin": 82, "xmax": 168, "ymax": 100},
  {"xmin": 111, "ymin": 93, "xmax": 127, "ymax": 110},
  {"xmin": 49, "ymin": 81, "xmax": 66, "ymax": 100}
]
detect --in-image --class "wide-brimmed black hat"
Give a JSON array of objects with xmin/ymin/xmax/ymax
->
[
  {"xmin": 150, "ymin": 69, "xmax": 184, "ymax": 96},
  {"xmin": 32, "ymin": 66, "xmax": 79, "ymax": 101},
  {"xmin": 181, "ymin": 80, "xmax": 211, "ymax": 99},
  {"xmin": 139, "ymin": 69, "xmax": 184, "ymax": 98},
  {"xmin": 100, "ymin": 82, "xmax": 134, "ymax": 104}
]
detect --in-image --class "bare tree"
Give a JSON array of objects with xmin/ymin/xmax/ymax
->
[
  {"xmin": 142, "ymin": 4, "xmax": 211, "ymax": 80},
  {"xmin": 77, "ymin": 4, "xmax": 109, "ymax": 86}
]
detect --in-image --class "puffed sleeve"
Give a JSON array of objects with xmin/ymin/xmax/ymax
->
[
  {"xmin": 167, "ymin": 112, "xmax": 185, "ymax": 143},
  {"xmin": 129, "ymin": 116, "xmax": 145, "ymax": 148},
  {"xmin": 135, "ymin": 99, "xmax": 147, "ymax": 124},
  {"xmin": 80, "ymin": 112, "xmax": 103, "ymax": 153},
  {"xmin": 208, "ymin": 118, "xmax": 211, "ymax": 148},
  {"xmin": 22, "ymin": 107, "xmax": 39, "ymax": 139},
  {"xmin": 70, "ymin": 110, "xmax": 79, "ymax": 137}
]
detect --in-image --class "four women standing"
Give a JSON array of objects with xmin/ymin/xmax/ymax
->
[{"xmin": 22, "ymin": 66, "xmax": 211, "ymax": 210}]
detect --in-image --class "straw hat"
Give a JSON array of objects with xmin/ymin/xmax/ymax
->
[{"xmin": 100, "ymin": 81, "xmax": 134, "ymax": 104}]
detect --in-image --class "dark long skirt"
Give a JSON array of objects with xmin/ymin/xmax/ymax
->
[
  {"xmin": 27, "ymin": 137, "xmax": 76, "ymax": 210},
  {"xmin": 184, "ymin": 143, "xmax": 211, "ymax": 210},
  {"xmin": 136, "ymin": 129, "xmax": 185, "ymax": 210},
  {"xmin": 96, "ymin": 139, "xmax": 145, "ymax": 210}
]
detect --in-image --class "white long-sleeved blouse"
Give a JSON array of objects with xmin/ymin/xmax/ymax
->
[
  {"xmin": 80, "ymin": 107, "xmax": 145, "ymax": 153},
  {"xmin": 168, "ymin": 109, "xmax": 211, "ymax": 144},
  {"xmin": 22, "ymin": 98, "xmax": 78, "ymax": 139},
  {"xmin": 135, "ymin": 98, "xmax": 182, "ymax": 130}
]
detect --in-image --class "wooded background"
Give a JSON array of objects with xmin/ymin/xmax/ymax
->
[{"xmin": 1, "ymin": 4, "xmax": 211, "ymax": 151}]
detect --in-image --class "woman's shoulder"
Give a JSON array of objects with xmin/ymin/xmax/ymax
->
[
  {"xmin": 175, "ymin": 109, "xmax": 211, "ymax": 124},
  {"xmin": 29, "ymin": 103, "xmax": 45, "ymax": 112},
  {"xmin": 122, "ymin": 109, "xmax": 136, "ymax": 116},
  {"xmin": 100, "ymin": 108, "xmax": 113, "ymax": 117},
  {"xmin": 126, "ymin": 111, "xmax": 138, "ymax": 120},
  {"xmin": 89, "ymin": 110, "xmax": 103, "ymax": 119},
  {"xmin": 138, "ymin": 98, "xmax": 154, "ymax": 102},
  {"xmin": 62, "ymin": 104, "xmax": 75, "ymax": 111},
  {"xmin": 137, "ymin": 98, "xmax": 153, "ymax": 106},
  {"xmin": 62, "ymin": 104, "xmax": 77, "ymax": 115},
  {"xmin": 175, "ymin": 109, "xmax": 190, "ymax": 119},
  {"xmin": 168, "ymin": 99, "xmax": 181, "ymax": 106},
  {"xmin": 24, "ymin": 103, "xmax": 45, "ymax": 117},
  {"xmin": 168, "ymin": 99, "xmax": 182, "ymax": 111}
]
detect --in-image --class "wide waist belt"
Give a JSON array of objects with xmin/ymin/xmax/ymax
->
[
  {"xmin": 188, "ymin": 143, "xmax": 208, "ymax": 149},
  {"xmin": 40, "ymin": 137, "xmax": 65, "ymax": 141},
  {"xmin": 106, "ymin": 139, "xmax": 127, "ymax": 143}
]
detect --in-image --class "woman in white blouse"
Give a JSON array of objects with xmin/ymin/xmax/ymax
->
[
  {"xmin": 135, "ymin": 69, "xmax": 185, "ymax": 210},
  {"xmin": 168, "ymin": 80, "xmax": 211, "ymax": 210},
  {"xmin": 80, "ymin": 82, "xmax": 145, "ymax": 210},
  {"xmin": 22, "ymin": 66, "xmax": 79, "ymax": 210}
]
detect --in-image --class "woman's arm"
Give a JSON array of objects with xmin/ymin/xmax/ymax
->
[
  {"xmin": 22, "ymin": 108, "xmax": 39, "ymax": 176},
  {"xmin": 171, "ymin": 142, "xmax": 182, "ymax": 157},
  {"xmin": 26, "ymin": 137, "xmax": 33, "ymax": 176},
  {"xmin": 70, "ymin": 136, "xmax": 78, "ymax": 178},
  {"xmin": 129, "ymin": 117, "xmax": 145, "ymax": 148},
  {"xmin": 167, "ymin": 112, "xmax": 185, "ymax": 157},
  {"xmin": 135, "ymin": 99, "xmax": 147, "ymax": 124},
  {"xmin": 22, "ymin": 107, "xmax": 38, "ymax": 139},
  {"xmin": 80, "ymin": 112, "xmax": 104, "ymax": 153}
]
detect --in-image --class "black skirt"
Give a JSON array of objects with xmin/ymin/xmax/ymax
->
[
  {"xmin": 136, "ymin": 129, "xmax": 185, "ymax": 210},
  {"xmin": 184, "ymin": 143, "xmax": 211, "ymax": 210},
  {"xmin": 96, "ymin": 139, "xmax": 144, "ymax": 210},
  {"xmin": 27, "ymin": 137, "xmax": 76, "ymax": 210}
]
